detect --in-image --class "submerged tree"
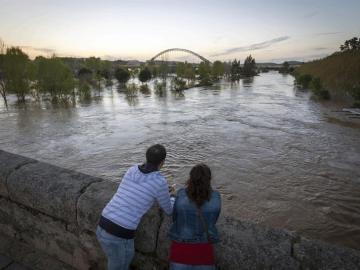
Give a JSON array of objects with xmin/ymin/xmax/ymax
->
[
  {"xmin": 242, "ymin": 55, "xmax": 257, "ymax": 77},
  {"xmin": 230, "ymin": 59, "xmax": 241, "ymax": 81},
  {"xmin": 0, "ymin": 39, "xmax": 7, "ymax": 107},
  {"xmin": 34, "ymin": 56, "xmax": 75, "ymax": 102},
  {"xmin": 114, "ymin": 67, "xmax": 130, "ymax": 85},
  {"xmin": 2, "ymin": 47, "xmax": 32, "ymax": 102},
  {"xmin": 158, "ymin": 62, "xmax": 169, "ymax": 79},
  {"xmin": 212, "ymin": 60, "xmax": 225, "ymax": 81},
  {"xmin": 138, "ymin": 67, "xmax": 152, "ymax": 83},
  {"xmin": 197, "ymin": 61, "xmax": 212, "ymax": 85},
  {"xmin": 176, "ymin": 62, "xmax": 195, "ymax": 86}
]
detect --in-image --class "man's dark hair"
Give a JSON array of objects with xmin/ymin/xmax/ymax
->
[{"xmin": 146, "ymin": 144, "xmax": 166, "ymax": 166}]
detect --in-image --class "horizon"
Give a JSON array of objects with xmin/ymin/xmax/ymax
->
[{"xmin": 0, "ymin": 0, "xmax": 359, "ymax": 63}]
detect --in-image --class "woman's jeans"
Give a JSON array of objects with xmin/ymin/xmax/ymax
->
[
  {"xmin": 96, "ymin": 226, "xmax": 135, "ymax": 270},
  {"xmin": 170, "ymin": 263, "xmax": 216, "ymax": 270}
]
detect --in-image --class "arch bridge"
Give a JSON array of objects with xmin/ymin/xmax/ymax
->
[{"xmin": 149, "ymin": 48, "xmax": 211, "ymax": 63}]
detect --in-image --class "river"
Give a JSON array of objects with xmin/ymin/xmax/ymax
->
[{"xmin": 0, "ymin": 71, "xmax": 359, "ymax": 249}]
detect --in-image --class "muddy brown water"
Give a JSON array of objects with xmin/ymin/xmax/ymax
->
[{"xmin": 1, "ymin": 72, "xmax": 359, "ymax": 249}]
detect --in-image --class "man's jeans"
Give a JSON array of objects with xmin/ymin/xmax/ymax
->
[{"xmin": 96, "ymin": 226, "xmax": 135, "ymax": 270}]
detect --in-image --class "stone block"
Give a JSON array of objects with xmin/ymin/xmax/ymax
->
[
  {"xmin": 0, "ymin": 198, "xmax": 89, "ymax": 269},
  {"xmin": 0, "ymin": 232, "xmax": 75, "ymax": 270},
  {"xmin": 0, "ymin": 254, "xmax": 12, "ymax": 269},
  {"xmin": 156, "ymin": 215, "xmax": 172, "ymax": 262},
  {"xmin": 293, "ymin": 238, "xmax": 360, "ymax": 270},
  {"xmin": 131, "ymin": 252, "xmax": 167, "ymax": 270},
  {"xmin": 0, "ymin": 150, "xmax": 36, "ymax": 198},
  {"xmin": 135, "ymin": 205, "xmax": 162, "ymax": 254},
  {"xmin": 5, "ymin": 263, "xmax": 32, "ymax": 270},
  {"xmin": 215, "ymin": 216, "xmax": 299, "ymax": 270},
  {"xmin": 76, "ymin": 180, "xmax": 117, "ymax": 231},
  {"xmin": 7, "ymin": 162, "xmax": 102, "ymax": 223}
]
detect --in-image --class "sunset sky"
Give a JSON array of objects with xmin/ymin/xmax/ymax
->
[{"xmin": 0, "ymin": 0, "xmax": 359, "ymax": 62}]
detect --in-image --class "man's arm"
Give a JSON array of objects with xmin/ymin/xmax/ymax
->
[{"xmin": 155, "ymin": 177, "xmax": 174, "ymax": 215}]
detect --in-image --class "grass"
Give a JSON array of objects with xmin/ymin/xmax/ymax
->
[{"xmin": 295, "ymin": 50, "xmax": 360, "ymax": 102}]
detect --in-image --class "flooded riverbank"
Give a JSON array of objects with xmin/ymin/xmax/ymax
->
[{"xmin": 1, "ymin": 71, "xmax": 359, "ymax": 249}]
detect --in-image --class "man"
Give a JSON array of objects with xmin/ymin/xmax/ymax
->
[{"xmin": 96, "ymin": 144, "xmax": 174, "ymax": 270}]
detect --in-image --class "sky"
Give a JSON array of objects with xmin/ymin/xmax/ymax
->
[{"xmin": 0, "ymin": 0, "xmax": 359, "ymax": 62}]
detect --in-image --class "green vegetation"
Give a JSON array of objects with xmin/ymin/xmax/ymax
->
[
  {"xmin": 176, "ymin": 62, "xmax": 195, "ymax": 83},
  {"xmin": 154, "ymin": 80, "xmax": 166, "ymax": 96},
  {"xmin": 34, "ymin": 56, "xmax": 75, "ymax": 102},
  {"xmin": 172, "ymin": 77, "xmax": 187, "ymax": 91},
  {"xmin": 211, "ymin": 60, "xmax": 225, "ymax": 80},
  {"xmin": 226, "ymin": 55, "xmax": 258, "ymax": 81},
  {"xmin": 0, "ymin": 38, "xmax": 260, "ymax": 107},
  {"xmin": 0, "ymin": 39, "xmax": 8, "ymax": 107},
  {"xmin": 140, "ymin": 84, "xmax": 150, "ymax": 94},
  {"xmin": 230, "ymin": 59, "xmax": 241, "ymax": 81},
  {"xmin": 340, "ymin": 37, "xmax": 360, "ymax": 52},
  {"xmin": 125, "ymin": 83, "xmax": 138, "ymax": 97},
  {"xmin": 296, "ymin": 74, "xmax": 313, "ymax": 89},
  {"xmin": 114, "ymin": 67, "xmax": 130, "ymax": 85},
  {"xmin": 138, "ymin": 67, "xmax": 152, "ymax": 83},
  {"xmin": 242, "ymin": 55, "xmax": 257, "ymax": 77},
  {"xmin": 2, "ymin": 47, "xmax": 33, "ymax": 102},
  {"xmin": 279, "ymin": 61, "xmax": 295, "ymax": 74},
  {"xmin": 295, "ymin": 37, "xmax": 360, "ymax": 104},
  {"xmin": 197, "ymin": 61, "xmax": 212, "ymax": 86}
]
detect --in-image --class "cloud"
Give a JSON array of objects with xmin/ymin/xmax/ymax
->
[
  {"xmin": 304, "ymin": 11, "xmax": 319, "ymax": 18},
  {"xmin": 270, "ymin": 53, "xmax": 330, "ymax": 63},
  {"xmin": 313, "ymin": 47, "xmax": 328, "ymax": 51},
  {"xmin": 20, "ymin": 46, "xmax": 56, "ymax": 54},
  {"xmin": 315, "ymin": 32, "xmax": 342, "ymax": 36},
  {"xmin": 211, "ymin": 36, "xmax": 290, "ymax": 57}
]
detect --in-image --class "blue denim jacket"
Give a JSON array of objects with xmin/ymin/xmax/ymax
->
[{"xmin": 168, "ymin": 188, "xmax": 221, "ymax": 243}]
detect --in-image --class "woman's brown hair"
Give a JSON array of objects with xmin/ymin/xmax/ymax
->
[{"xmin": 186, "ymin": 163, "xmax": 212, "ymax": 206}]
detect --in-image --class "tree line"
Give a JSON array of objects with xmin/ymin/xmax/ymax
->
[{"xmin": 0, "ymin": 39, "xmax": 259, "ymax": 107}]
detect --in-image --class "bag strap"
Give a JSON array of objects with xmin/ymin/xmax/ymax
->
[{"xmin": 196, "ymin": 206, "xmax": 212, "ymax": 243}]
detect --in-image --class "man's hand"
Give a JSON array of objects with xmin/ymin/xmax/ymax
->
[{"xmin": 168, "ymin": 184, "xmax": 176, "ymax": 195}]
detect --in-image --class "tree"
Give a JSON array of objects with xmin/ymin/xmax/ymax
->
[
  {"xmin": 114, "ymin": 67, "xmax": 130, "ymax": 85},
  {"xmin": 0, "ymin": 38, "xmax": 5, "ymax": 54},
  {"xmin": 310, "ymin": 77, "xmax": 330, "ymax": 100},
  {"xmin": 197, "ymin": 61, "xmax": 212, "ymax": 85},
  {"xmin": 35, "ymin": 56, "xmax": 75, "ymax": 102},
  {"xmin": 0, "ymin": 38, "xmax": 7, "ymax": 107},
  {"xmin": 138, "ymin": 67, "xmax": 152, "ymax": 83},
  {"xmin": 279, "ymin": 61, "xmax": 290, "ymax": 73},
  {"xmin": 2, "ymin": 47, "xmax": 32, "ymax": 102},
  {"xmin": 296, "ymin": 74, "xmax": 313, "ymax": 89},
  {"xmin": 78, "ymin": 67, "xmax": 93, "ymax": 83},
  {"xmin": 176, "ymin": 62, "xmax": 186, "ymax": 78},
  {"xmin": 176, "ymin": 62, "xmax": 195, "ymax": 85},
  {"xmin": 212, "ymin": 60, "xmax": 225, "ymax": 80},
  {"xmin": 340, "ymin": 37, "xmax": 360, "ymax": 51},
  {"xmin": 184, "ymin": 63, "xmax": 195, "ymax": 83},
  {"xmin": 85, "ymin": 57, "xmax": 103, "ymax": 93},
  {"xmin": 242, "ymin": 55, "xmax": 257, "ymax": 77},
  {"xmin": 159, "ymin": 62, "xmax": 169, "ymax": 79},
  {"xmin": 230, "ymin": 59, "xmax": 241, "ymax": 81}
]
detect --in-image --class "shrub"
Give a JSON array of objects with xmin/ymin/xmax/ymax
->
[
  {"xmin": 296, "ymin": 74, "xmax": 313, "ymax": 89},
  {"xmin": 115, "ymin": 67, "xmax": 130, "ymax": 85},
  {"xmin": 138, "ymin": 67, "xmax": 152, "ymax": 83},
  {"xmin": 310, "ymin": 77, "xmax": 330, "ymax": 100}
]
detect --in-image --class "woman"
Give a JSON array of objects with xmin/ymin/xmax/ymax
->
[{"xmin": 169, "ymin": 163, "xmax": 221, "ymax": 270}]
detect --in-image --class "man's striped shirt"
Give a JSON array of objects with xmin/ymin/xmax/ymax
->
[{"xmin": 101, "ymin": 165, "xmax": 173, "ymax": 230}]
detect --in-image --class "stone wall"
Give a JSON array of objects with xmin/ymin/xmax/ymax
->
[{"xmin": 0, "ymin": 149, "xmax": 359, "ymax": 270}]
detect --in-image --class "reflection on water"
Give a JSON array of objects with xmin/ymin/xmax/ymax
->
[{"xmin": 0, "ymin": 72, "xmax": 360, "ymax": 249}]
